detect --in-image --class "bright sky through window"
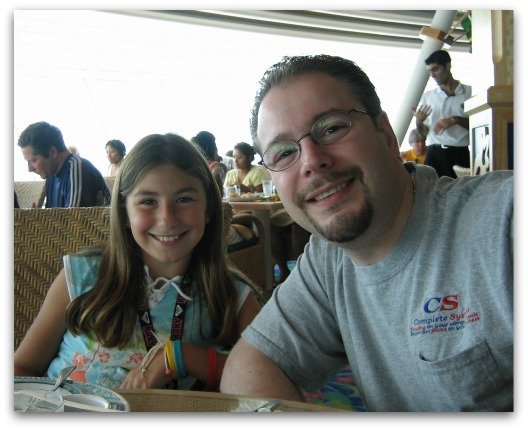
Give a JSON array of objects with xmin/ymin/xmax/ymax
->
[{"xmin": 13, "ymin": 10, "xmax": 474, "ymax": 180}]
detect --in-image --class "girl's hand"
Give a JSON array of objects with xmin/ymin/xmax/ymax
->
[{"xmin": 119, "ymin": 349, "xmax": 172, "ymax": 389}]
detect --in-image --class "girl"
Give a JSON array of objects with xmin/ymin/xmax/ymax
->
[{"xmin": 14, "ymin": 133, "xmax": 262, "ymax": 391}]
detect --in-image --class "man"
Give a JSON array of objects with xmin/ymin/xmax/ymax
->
[
  {"xmin": 191, "ymin": 130, "xmax": 227, "ymax": 194},
  {"xmin": 400, "ymin": 128, "xmax": 427, "ymax": 164},
  {"xmin": 412, "ymin": 50, "xmax": 472, "ymax": 178},
  {"xmin": 18, "ymin": 121, "xmax": 110, "ymax": 207},
  {"xmin": 220, "ymin": 55, "xmax": 512, "ymax": 412}
]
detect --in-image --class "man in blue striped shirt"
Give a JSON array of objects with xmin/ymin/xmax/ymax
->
[{"xmin": 18, "ymin": 121, "xmax": 110, "ymax": 208}]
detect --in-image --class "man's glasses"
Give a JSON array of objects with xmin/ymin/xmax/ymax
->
[{"xmin": 262, "ymin": 108, "xmax": 369, "ymax": 172}]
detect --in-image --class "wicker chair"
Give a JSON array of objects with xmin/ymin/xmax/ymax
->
[
  {"xmin": 14, "ymin": 204, "xmax": 266, "ymax": 349},
  {"xmin": 14, "ymin": 180, "xmax": 46, "ymax": 208},
  {"xmin": 222, "ymin": 204, "xmax": 267, "ymax": 289},
  {"xmin": 14, "ymin": 207, "xmax": 110, "ymax": 349}
]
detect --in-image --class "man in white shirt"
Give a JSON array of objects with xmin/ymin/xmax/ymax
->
[{"xmin": 412, "ymin": 50, "xmax": 471, "ymax": 178}]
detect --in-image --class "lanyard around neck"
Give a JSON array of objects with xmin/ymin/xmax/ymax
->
[{"xmin": 137, "ymin": 275, "xmax": 192, "ymax": 351}]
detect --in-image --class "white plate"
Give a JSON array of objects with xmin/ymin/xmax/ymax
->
[
  {"xmin": 14, "ymin": 379, "xmax": 79, "ymax": 396},
  {"xmin": 15, "ymin": 377, "xmax": 130, "ymax": 412},
  {"xmin": 62, "ymin": 394, "xmax": 111, "ymax": 412}
]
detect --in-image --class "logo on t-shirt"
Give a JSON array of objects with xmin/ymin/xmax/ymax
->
[{"xmin": 410, "ymin": 293, "xmax": 480, "ymax": 336}]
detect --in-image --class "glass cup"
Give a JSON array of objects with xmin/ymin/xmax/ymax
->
[
  {"xmin": 262, "ymin": 179, "xmax": 274, "ymax": 197},
  {"xmin": 14, "ymin": 389, "xmax": 64, "ymax": 412},
  {"xmin": 225, "ymin": 184, "xmax": 240, "ymax": 198}
]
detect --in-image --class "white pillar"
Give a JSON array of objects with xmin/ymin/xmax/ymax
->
[{"xmin": 393, "ymin": 10, "xmax": 458, "ymax": 147}]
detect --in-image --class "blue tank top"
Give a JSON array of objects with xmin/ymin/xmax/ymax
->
[{"xmin": 47, "ymin": 253, "xmax": 250, "ymax": 390}]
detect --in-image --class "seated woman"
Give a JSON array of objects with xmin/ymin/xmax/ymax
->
[
  {"xmin": 225, "ymin": 142, "xmax": 310, "ymax": 284},
  {"xmin": 105, "ymin": 139, "xmax": 127, "ymax": 177},
  {"xmin": 224, "ymin": 142, "xmax": 270, "ymax": 193},
  {"xmin": 191, "ymin": 134, "xmax": 257, "ymax": 252}
]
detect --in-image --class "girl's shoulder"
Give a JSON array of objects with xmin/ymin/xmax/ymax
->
[{"xmin": 64, "ymin": 251, "xmax": 103, "ymax": 297}]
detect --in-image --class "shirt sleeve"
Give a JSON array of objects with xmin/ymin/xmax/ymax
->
[
  {"xmin": 241, "ymin": 238, "xmax": 346, "ymax": 391},
  {"xmin": 67, "ymin": 156, "xmax": 83, "ymax": 207}
]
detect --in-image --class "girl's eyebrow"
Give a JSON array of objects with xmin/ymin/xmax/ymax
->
[{"xmin": 131, "ymin": 185, "xmax": 200, "ymax": 197}]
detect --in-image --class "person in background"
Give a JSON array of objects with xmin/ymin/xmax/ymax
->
[
  {"xmin": 224, "ymin": 141, "xmax": 309, "ymax": 285},
  {"xmin": 220, "ymin": 54, "xmax": 512, "ymax": 411},
  {"xmin": 223, "ymin": 150, "xmax": 235, "ymax": 171},
  {"xmin": 17, "ymin": 121, "xmax": 110, "ymax": 208},
  {"xmin": 190, "ymin": 131, "xmax": 256, "ymax": 252},
  {"xmin": 412, "ymin": 50, "xmax": 471, "ymax": 178},
  {"xmin": 224, "ymin": 142, "xmax": 270, "ymax": 193},
  {"xmin": 400, "ymin": 128, "xmax": 427, "ymax": 165},
  {"xmin": 191, "ymin": 131, "xmax": 227, "ymax": 195},
  {"xmin": 68, "ymin": 145, "xmax": 79, "ymax": 156},
  {"xmin": 106, "ymin": 139, "xmax": 127, "ymax": 177},
  {"xmin": 14, "ymin": 133, "xmax": 262, "ymax": 391}
]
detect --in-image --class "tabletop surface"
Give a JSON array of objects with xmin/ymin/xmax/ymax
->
[{"xmin": 116, "ymin": 389, "xmax": 346, "ymax": 412}]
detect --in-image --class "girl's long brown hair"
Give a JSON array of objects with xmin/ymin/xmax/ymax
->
[{"xmin": 66, "ymin": 133, "xmax": 250, "ymax": 348}]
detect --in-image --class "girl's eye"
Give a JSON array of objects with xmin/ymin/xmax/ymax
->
[
  {"xmin": 140, "ymin": 199, "xmax": 157, "ymax": 206},
  {"xmin": 177, "ymin": 196, "xmax": 193, "ymax": 203}
]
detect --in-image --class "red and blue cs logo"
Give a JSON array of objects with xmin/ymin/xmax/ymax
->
[{"xmin": 423, "ymin": 294, "xmax": 459, "ymax": 313}]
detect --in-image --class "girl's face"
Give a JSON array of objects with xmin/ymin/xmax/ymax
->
[
  {"xmin": 125, "ymin": 164, "xmax": 209, "ymax": 279},
  {"xmin": 106, "ymin": 146, "xmax": 122, "ymax": 164}
]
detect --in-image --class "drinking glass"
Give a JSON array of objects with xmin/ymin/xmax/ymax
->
[
  {"xmin": 225, "ymin": 184, "xmax": 240, "ymax": 198},
  {"xmin": 262, "ymin": 179, "xmax": 274, "ymax": 197},
  {"xmin": 14, "ymin": 389, "xmax": 64, "ymax": 412}
]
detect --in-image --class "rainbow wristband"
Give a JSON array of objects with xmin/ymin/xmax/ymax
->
[{"xmin": 172, "ymin": 340, "xmax": 187, "ymax": 379}]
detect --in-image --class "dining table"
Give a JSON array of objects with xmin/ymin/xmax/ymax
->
[
  {"xmin": 115, "ymin": 388, "xmax": 345, "ymax": 412},
  {"xmin": 226, "ymin": 199, "xmax": 284, "ymax": 290}
]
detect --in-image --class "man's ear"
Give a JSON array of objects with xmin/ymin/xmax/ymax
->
[
  {"xmin": 48, "ymin": 145, "xmax": 58, "ymax": 158},
  {"xmin": 375, "ymin": 111, "xmax": 400, "ymax": 156}
]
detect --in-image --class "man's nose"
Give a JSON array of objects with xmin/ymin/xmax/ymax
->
[{"xmin": 298, "ymin": 136, "xmax": 332, "ymax": 176}]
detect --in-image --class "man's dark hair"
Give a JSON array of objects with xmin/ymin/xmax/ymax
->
[
  {"xmin": 17, "ymin": 121, "xmax": 67, "ymax": 157},
  {"xmin": 425, "ymin": 50, "xmax": 451, "ymax": 67},
  {"xmin": 191, "ymin": 130, "xmax": 218, "ymax": 162},
  {"xmin": 250, "ymin": 54, "xmax": 382, "ymax": 154}
]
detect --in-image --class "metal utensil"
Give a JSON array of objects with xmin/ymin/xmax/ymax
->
[
  {"xmin": 254, "ymin": 399, "xmax": 281, "ymax": 412},
  {"xmin": 52, "ymin": 365, "xmax": 76, "ymax": 391}
]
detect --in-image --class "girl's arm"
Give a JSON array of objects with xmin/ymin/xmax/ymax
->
[
  {"xmin": 119, "ymin": 290, "xmax": 261, "ymax": 389},
  {"xmin": 14, "ymin": 269, "xmax": 70, "ymax": 376}
]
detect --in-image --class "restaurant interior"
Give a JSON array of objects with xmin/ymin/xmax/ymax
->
[{"xmin": 12, "ymin": 9, "xmax": 515, "ymax": 414}]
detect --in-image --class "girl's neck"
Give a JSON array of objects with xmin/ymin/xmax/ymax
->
[{"xmin": 144, "ymin": 264, "xmax": 185, "ymax": 289}]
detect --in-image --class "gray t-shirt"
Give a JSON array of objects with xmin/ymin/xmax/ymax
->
[{"xmin": 242, "ymin": 164, "xmax": 513, "ymax": 411}]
